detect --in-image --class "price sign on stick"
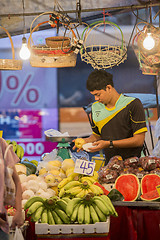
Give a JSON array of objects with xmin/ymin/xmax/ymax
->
[{"xmin": 74, "ymin": 159, "xmax": 95, "ymax": 176}]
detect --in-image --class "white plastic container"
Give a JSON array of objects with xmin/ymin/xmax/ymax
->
[{"xmin": 35, "ymin": 218, "xmax": 110, "ymax": 235}]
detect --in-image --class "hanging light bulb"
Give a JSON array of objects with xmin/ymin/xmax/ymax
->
[
  {"xmin": 143, "ymin": 32, "xmax": 155, "ymax": 51},
  {"xmin": 19, "ymin": 36, "xmax": 30, "ymax": 60}
]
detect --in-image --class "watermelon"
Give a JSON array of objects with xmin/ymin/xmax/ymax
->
[
  {"xmin": 140, "ymin": 174, "xmax": 160, "ymax": 201},
  {"xmin": 115, "ymin": 174, "xmax": 140, "ymax": 201},
  {"xmin": 141, "ymin": 174, "xmax": 160, "ymax": 194},
  {"xmin": 140, "ymin": 189, "xmax": 160, "ymax": 201}
]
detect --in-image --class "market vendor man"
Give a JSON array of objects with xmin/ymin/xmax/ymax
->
[{"xmin": 73, "ymin": 69, "xmax": 148, "ymax": 164}]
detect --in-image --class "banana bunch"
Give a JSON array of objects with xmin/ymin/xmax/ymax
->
[
  {"xmin": 24, "ymin": 196, "xmax": 71, "ymax": 224},
  {"xmin": 6, "ymin": 140, "xmax": 24, "ymax": 160},
  {"xmin": 66, "ymin": 194, "xmax": 118, "ymax": 224},
  {"xmin": 58, "ymin": 173, "xmax": 102, "ymax": 198}
]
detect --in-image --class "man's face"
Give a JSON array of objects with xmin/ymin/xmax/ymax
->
[{"xmin": 90, "ymin": 86, "xmax": 111, "ymax": 105}]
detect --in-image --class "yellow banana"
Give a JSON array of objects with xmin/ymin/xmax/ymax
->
[
  {"xmin": 66, "ymin": 186, "xmax": 82, "ymax": 195},
  {"xmin": 75, "ymin": 189, "xmax": 86, "ymax": 198},
  {"xmin": 89, "ymin": 184, "xmax": 101, "ymax": 195},
  {"xmin": 80, "ymin": 176, "xmax": 96, "ymax": 184},
  {"xmin": 64, "ymin": 181, "xmax": 81, "ymax": 190},
  {"xmin": 58, "ymin": 178, "xmax": 71, "ymax": 189},
  {"xmin": 58, "ymin": 187, "xmax": 66, "ymax": 198},
  {"xmin": 91, "ymin": 184, "xmax": 104, "ymax": 195}
]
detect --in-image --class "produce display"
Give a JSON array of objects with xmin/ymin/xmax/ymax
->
[
  {"xmin": 98, "ymin": 155, "xmax": 160, "ymax": 184},
  {"xmin": 24, "ymin": 193, "xmax": 118, "ymax": 225}
]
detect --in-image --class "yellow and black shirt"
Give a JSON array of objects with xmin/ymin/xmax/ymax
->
[{"xmin": 91, "ymin": 94, "xmax": 148, "ymax": 163}]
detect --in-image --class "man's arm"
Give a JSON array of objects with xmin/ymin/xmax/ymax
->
[{"xmin": 89, "ymin": 132, "xmax": 145, "ymax": 152}]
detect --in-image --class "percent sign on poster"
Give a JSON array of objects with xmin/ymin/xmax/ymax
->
[{"xmin": 1, "ymin": 74, "xmax": 40, "ymax": 106}]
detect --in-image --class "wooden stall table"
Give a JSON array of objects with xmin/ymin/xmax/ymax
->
[
  {"xmin": 36, "ymin": 233, "xmax": 109, "ymax": 240},
  {"xmin": 109, "ymin": 201, "xmax": 160, "ymax": 240}
]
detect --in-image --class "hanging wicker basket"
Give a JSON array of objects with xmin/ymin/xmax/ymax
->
[
  {"xmin": 28, "ymin": 13, "xmax": 77, "ymax": 68},
  {"xmin": 80, "ymin": 21, "xmax": 127, "ymax": 69},
  {"xmin": 0, "ymin": 26, "xmax": 22, "ymax": 70},
  {"xmin": 132, "ymin": 22, "xmax": 160, "ymax": 75}
]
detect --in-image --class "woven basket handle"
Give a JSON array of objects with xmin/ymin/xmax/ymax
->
[
  {"xmin": 81, "ymin": 21, "xmax": 125, "ymax": 50},
  {"xmin": 28, "ymin": 11, "xmax": 77, "ymax": 49},
  {"xmin": 0, "ymin": 26, "xmax": 15, "ymax": 59}
]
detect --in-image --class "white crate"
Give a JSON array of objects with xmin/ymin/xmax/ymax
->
[{"xmin": 35, "ymin": 217, "xmax": 110, "ymax": 235}]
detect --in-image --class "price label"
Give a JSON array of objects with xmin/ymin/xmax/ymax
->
[{"xmin": 74, "ymin": 159, "xmax": 95, "ymax": 176}]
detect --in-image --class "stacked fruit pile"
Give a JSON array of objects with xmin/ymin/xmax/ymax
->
[
  {"xmin": 24, "ymin": 193, "xmax": 117, "ymax": 225},
  {"xmin": 58, "ymin": 172, "xmax": 103, "ymax": 198}
]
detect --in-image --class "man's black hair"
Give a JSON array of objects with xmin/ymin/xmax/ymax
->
[{"xmin": 86, "ymin": 69, "xmax": 114, "ymax": 91}]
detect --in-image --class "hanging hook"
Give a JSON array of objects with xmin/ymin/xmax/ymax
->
[{"xmin": 76, "ymin": 0, "xmax": 82, "ymax": 24}]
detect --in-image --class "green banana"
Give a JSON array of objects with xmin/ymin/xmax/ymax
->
[
  {"xmin": 70, "ymin": 202, "xmax": 81, "ymax": 223},
  {"xmin": 6, "ymin": 140, "xmax": 11, "ymax": 145},
  {"xmin": 61, "ymin": 197, "xmax": 71, "ymax": 204},
  {"xmin": 51, "ymin": 210, "xmax": 63, "ymax": 224},
  {"xmin": 54, "ymin": 207, "xmax": 70, "ymax": 224},
  {"xmin": 32, "ymin": 206, "xmax": 45, "ymax": 222},
  {"xmin": 89, "ymin": 204, "xmax": 100, "ymax": 224},
  {"xmin": 56, "ymin": 199, "xmax": 67, "ymax": 212},
  {"xmin": 24, "ymin": 196, "xmax": 45, "ymax": 211},
  {"xmin": 11, "ymin": 141, "xmax": 17, "ymax": 152},
  {"xmin": 41, "ymin": 208, "xmax": 48, "ymax": 223},
  {"xmin": 84, "ymin": 204, "xmax": 91, "ymax": 224},
  {"xmin": 64, "ymin": 181, "xmax": 81, "ymax": 190},
  {"xmin": 77, "ymin": 203, "xmax": 85, "ymax": 224},
  {"xmin": 100, "ymin": 195, "xmax": 118, "ymax": 217},
  {"xmin": 91, "ymin": 202, "xmax": 107, "ymax": 222},
  {"xmin": 66, "ymin": 198, "xmax": 82, "ymax": 217},
  {"xmin": 93, "ymin": 196, "xmax": 110, "ymax": 216},
  {"xmin": 27, "ymin": 202, "xmax": 44, "ymax": 216},
  {"xmin": 16, "ymin": 145, "xmax": 24, "ymax": 160},
  {"xmin": 48, "ymin": 209, "xmax": 55, "ymax": 225}
]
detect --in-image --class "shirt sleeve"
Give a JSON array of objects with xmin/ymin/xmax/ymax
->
[{"xmin": 129, "ymin": 98, "xmax": 148, "ymax": 135}]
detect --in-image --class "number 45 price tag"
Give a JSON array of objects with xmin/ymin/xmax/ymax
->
[{"xmin": 74, "ymin": 159, "xmax": 95, "ymax": 176}]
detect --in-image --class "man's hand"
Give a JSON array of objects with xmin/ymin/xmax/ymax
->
[
  {"xmin": 88, "ymin": 140, "xmax": 109, "ymax": 152},
  {"xmin": 10, "ymin": 211, "xmax": 24, "ymax": 229},
  {"xmin": 0, "ymin": 217, "xmax": 7, "ymax": 228}
]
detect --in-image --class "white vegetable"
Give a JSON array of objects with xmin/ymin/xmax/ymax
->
[
  {"xmin": 19, "ymin": 174, "xmax": 27, "ymax": 183},
  {"xmin": 38, "ymin": 181, "xmax": 48, "ymax": 192},
  {"xmin": 21, "ymin": 182, "xmax": 28, "ymax": 192},
  {"xmin": 27, "ymin": 180, "xmax": 39, "ymax": 193},
  {"xmin": 22, "ymin": 189, "xmax": 34, "ymax": 200}
]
